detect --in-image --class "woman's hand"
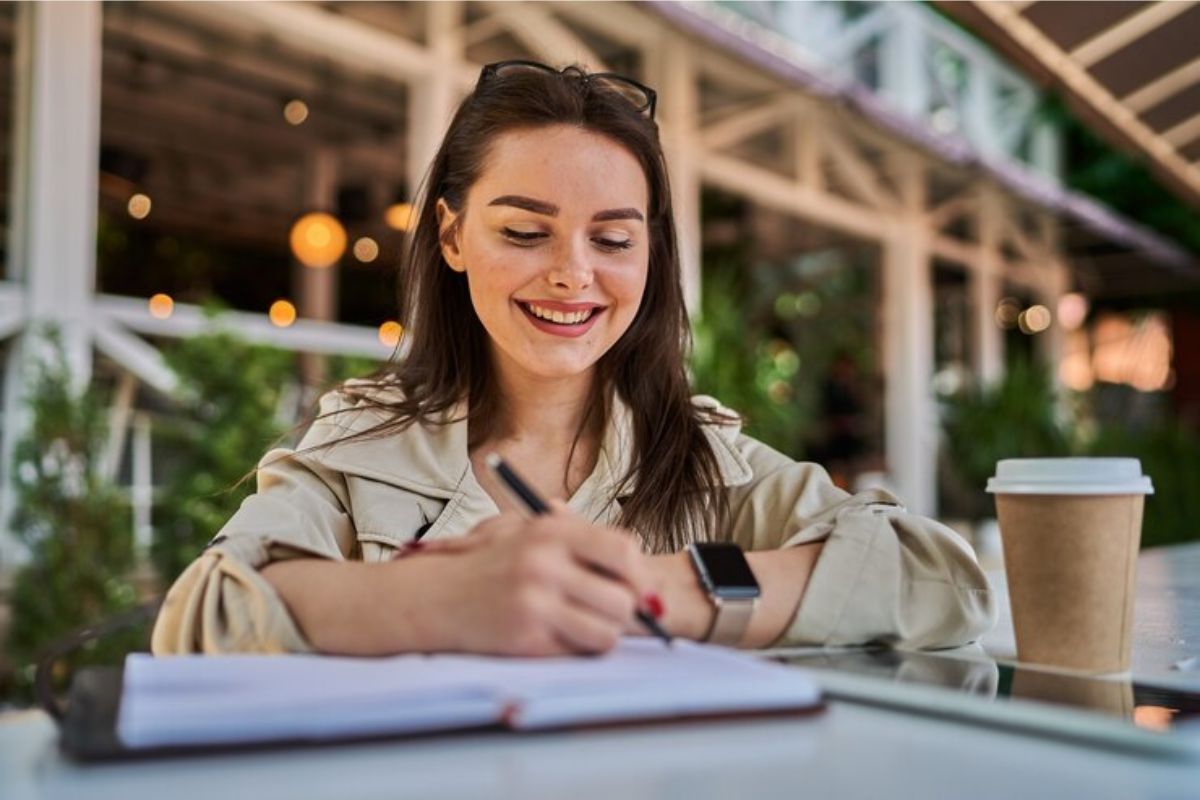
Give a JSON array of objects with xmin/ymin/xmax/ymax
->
[{"xmin": 407, "ymin": 502, "xmax": 661, "ymax": 657}]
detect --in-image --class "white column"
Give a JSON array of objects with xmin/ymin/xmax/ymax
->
[
  {"xmin": 879, "ymin": 6, "xmax": 928, "ymax": 120},
  {"xmin": 406, "ymin": 1, "xmax": 463, "ymax": 202},
  {"xmin": 973, "ymin": 187, "xmax": 1004, "ymax": 385},
  {"xmin": 653, "ymin": 32, "xmax": 702, "ymax": 315},
  {"xmin": 14, "ymin": 1, "xmax": 102, "ymax": 379},
  {"xmin": 882, "ymin": 155, "xmax": 936, "ymax": 516},
  {"xmin": 1, "ymin": 2, "xmax": 103, "ymax": 564}
]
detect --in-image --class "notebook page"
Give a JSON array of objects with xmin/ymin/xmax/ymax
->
[{"xmin": 117, "ymin": 639, "xmax": 821, "ymax": 748}]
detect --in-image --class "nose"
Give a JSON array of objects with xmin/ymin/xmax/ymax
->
[{"xmin": 546, "ymin": 238, "xmax": 594, "ymax": 291}]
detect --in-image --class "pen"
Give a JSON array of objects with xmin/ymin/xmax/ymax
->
[{"xmin": 485, "ymin": 452, "xmax": 673, "ymax": 646}]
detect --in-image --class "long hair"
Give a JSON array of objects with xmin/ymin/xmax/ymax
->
[{"xmin": 322, "ymin": 65, "xmax": 733, "ymax": 552}]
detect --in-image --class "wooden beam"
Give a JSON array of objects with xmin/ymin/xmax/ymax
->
[
  {"xmin": 1124, "ymin": 56, "xmax": 1200, "ymax": 114},
  {"xmin": 974, "ymin": 2, "xmax": 1200, "ymax": 206},
  {"xmin": 487, "ymin": 1, "xmax": 607, "ymax": 70},
  {"xmin": 700, "ymin": 150, "xmax": 883, "ymax": 242},
  {"xmin": 925, "ymin": 192, "xmax": 975, "ymax": 231},
  {"xmin": 822, "ymin": 129, "xmax": 898, "ymax": 211},
  {"xmin": 1071, "ymin": 1, "xmax": 1196, "ymax": 69},
  {"xmin": 700, "ymin": 95, "xmax": 794, "ymax": 150},
  {"xmin": 1164, "ymin": 111, "xmax": 1200, "ymax": 149}
]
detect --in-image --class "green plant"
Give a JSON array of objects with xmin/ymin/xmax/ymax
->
[
  {"xmin": 1085, "ymin": 417, "xmax": 1200, "ymax": 549},
  {"xmin": 151, "ymin": 328, "xmax": 295, "ymax": 583},
  {"xmin": 939, "ymin": 356, "xmax": 1071, "ymax": 517},
  {"xmin": 4, "ymin": 333, "xmax": 143, "ymax": 705}
]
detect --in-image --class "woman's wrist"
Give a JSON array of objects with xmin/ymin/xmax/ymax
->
[{"xmin": 649, "ymin": 551, "xmax": 715, "ymax": 641}]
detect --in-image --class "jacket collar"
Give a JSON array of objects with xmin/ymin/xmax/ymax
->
[{"xmin": 311, "ymin": 388, "xmax": 753, "ymax": 500}]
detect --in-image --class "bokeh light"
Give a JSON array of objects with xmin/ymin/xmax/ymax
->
[
  {"xmin": 378, "ymin": 320, "xmax": 403, "ymax": 348},
  {"xmin": 1057, "ymin": 292, "xmax": 1089, "ymax": 331},
  {"xmin": 1018, "ymin": 304, "xmax": 1052, "ymax": 334},
  {"xmin": 283, "ymin": 99, "xmax": 309, "ymax": 126},
  {"xmin": 385, "ymin": 202, "xmax": 415, "ymax": 231},
  {"xmin": 147, "ymin": 293, "xmax": 173, "ymax": 319},
  {"xmin": 994, "ymin": 297, "xmax": 1021, "ymax": 329},
  {"xmin": 128, "ymin": 193, "xmax": 152, "ymax": 220},
  {"xmin": 353, "ymin": 236, "xmax": 379, "ymax": 263},
  {"xmin": 289, "ymin": 212, "xmax": 347, "ymax": 268},
  {"xmin": 269, "ymin": 299, "xmax": 297, "ymax": 328}
]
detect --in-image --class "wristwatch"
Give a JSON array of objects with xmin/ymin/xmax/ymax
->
[{"xmin": 686, "ymin": 542, "xmax": 761, "ymax": 646}]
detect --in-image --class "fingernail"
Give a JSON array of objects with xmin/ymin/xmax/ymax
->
[
  {"xmin": 392, "ymin": 541, "xmax": 426, "ymax": 559},
  {"xmin": 642, "ymin": 592, "xmax": 665, "ymax": 619}
]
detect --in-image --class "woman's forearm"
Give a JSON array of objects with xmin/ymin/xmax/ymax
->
[
  {"xmin": 261, "ymin": 558, "xmax": 452, "ymax": 656},
  {"xmin": 651, "ymin": 543, "xmax": 824, "ymax": 648}
]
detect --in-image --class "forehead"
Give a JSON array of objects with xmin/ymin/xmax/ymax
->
[{"xmin": 472, "ymin": 125, "xmax": 649, "ymax": 211}]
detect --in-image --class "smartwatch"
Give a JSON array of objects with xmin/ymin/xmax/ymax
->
[{"xmin": 686, "ymin": 542, "xmax": 761, "ymax": 646}]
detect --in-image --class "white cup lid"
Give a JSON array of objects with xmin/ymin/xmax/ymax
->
[{"xmin": 986, "ymin": 458, "xmax": 1153, "ymax": 495}]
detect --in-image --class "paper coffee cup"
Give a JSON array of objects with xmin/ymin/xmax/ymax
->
[{"xmin": 987, "ymin": 459, "xmax": 1153, "ymax": 674}]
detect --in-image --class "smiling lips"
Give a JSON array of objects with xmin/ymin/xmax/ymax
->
[{"xmin": 516, "ymin": 299, "xmax": 606, "ymax": 337}]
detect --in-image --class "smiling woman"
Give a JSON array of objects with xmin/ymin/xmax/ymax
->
[{"xmin": 151, "ymin": 62, "xmax": 996, "ymax": 659}]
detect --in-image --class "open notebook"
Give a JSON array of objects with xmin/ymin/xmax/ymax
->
[{"xmin": 116, "ymin": 639, "xmax": 823, "ymax": 749}]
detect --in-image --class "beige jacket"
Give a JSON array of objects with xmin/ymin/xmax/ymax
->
[{"xmin": 152, "ymin": 386, "xmax": 996, "ymax": 655}]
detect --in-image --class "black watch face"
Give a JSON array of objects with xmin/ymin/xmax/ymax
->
[{"xmin": 692, "ymin": 543, "xmax": 761, "ymax": 599}]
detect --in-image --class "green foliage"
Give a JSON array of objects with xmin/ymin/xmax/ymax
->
[
  {"xmin": 5, "ymin": 334, "xmax": 142, "ymax": 703},
  {"xmin": 940, "ymin": 357, "xmax": 1072, "ymax": 498},
  {"xmin": 691, "ymin": 265, "xmax": 810, "ymax": 455},
  {"xmin": 151, "ymin": 328, "xmax": 295, "ymax": 583},
  {"xmin": 1085, "ymin": 418, "xmax": 1200, "ymax": 550}
]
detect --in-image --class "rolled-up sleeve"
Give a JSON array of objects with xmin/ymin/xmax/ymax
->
[
  {"xmin": 152, "ymin": 398, "xmax": 358, "ymax": 655},
  {"xmin": 725, "ymin": 434, "xmax": 997, "ymax": 650}
]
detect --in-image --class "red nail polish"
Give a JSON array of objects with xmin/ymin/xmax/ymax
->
[
  {"xmin": 393, "ymin": 541, "xmax": 426, "ymax": 559},
  {"xmin": 643, "ymin": 593, "xmax": 665, "ymax": 619}
]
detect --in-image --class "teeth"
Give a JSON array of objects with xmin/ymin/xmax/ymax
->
[{"xmin": 525, "ymin": 303, "xmax": 594, "ymax": 325}]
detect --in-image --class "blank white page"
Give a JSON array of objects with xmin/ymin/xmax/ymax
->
[{"xmin": 117, "ymin": 639, "xmax": 821, "ymax": 747}]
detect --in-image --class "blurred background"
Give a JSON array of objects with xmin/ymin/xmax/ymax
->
[{"xmin": 0, "ymin": 0, "xmax": 1198, "ymax": 705}]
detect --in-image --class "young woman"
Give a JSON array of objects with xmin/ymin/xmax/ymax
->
[{"xmin": 152, "ymin": 62, "xmax": 995, "ymax": 658}]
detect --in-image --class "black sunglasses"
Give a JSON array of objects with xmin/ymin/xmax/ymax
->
[{"xmin": 477, "ymin": 59, "xmax": 658, "ymax": 120}]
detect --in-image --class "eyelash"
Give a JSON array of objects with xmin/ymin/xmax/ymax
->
[{"xmin": 501, "ymin": 228, "xmax": 633, "ymax": 252}]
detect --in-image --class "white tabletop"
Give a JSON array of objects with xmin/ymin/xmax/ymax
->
[{"xmin": 3, "ymin": 545, "xmax": 1199, "ymax": 799}]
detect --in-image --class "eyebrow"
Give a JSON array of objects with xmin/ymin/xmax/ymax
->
[{"xmin": 487, "ymin": 195, "xmax": 644, "ymax": 223}]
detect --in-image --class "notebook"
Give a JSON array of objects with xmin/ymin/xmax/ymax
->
[{"xmin": 114, "ymin": 638, "xmax": 823, "ymax": 750}]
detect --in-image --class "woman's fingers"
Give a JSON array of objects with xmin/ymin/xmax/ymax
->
[
  {"xmin": 560, "ymin": 561, "xmax": 639, "ymax": 627},
  {"xmin": 547, "ymin": 596, "xmax": 623, "ymax": 654}
]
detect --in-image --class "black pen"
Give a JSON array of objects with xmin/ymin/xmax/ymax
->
[{"xmin": 485, "ymin": 453, "xmax": 673, "ymax": 646}]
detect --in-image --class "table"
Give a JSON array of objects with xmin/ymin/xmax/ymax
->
[{"xmin": 3, "ymin": 545, "xmax": 1198, "ymax": 800}]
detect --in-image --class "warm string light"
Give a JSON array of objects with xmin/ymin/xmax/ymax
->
[
  {"xmin": 385, "ymin": 202, "xmax": 415, "ymax": 231},
  {"xmin": 269, "ymin": 299, "xmax": 297, "ymax": 328},
  {"xmin": 128, "ymin": 193, "xmax": 152, "ymax": 220},
  {"xmin": 378, "ymin": 321, "xmax": 403, "ymax": 348},
  {"xmin": 353, "ymin": 237, "xmax": 379, "ymax": 263},
  {"xmin": 289, "ymin": 212, "xmax": 347, "ymax": 268},
  {"xmin": 283, "ymin": 99, "xmax": 309, "ymax": 126},
  {"xmin": 147, "ymin": 293, "xmax": 173, "ymax": 319}
]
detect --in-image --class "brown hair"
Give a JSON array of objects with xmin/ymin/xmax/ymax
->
[{"xmin": 322, "ymin": 65, "xmax": 734, "ymax": 553}]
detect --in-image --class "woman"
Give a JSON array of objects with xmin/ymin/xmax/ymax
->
[{"xmin": 152, "ymin": 62, "xmax": 995, "ymax": 658}]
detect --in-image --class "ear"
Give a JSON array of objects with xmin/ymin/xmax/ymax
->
[{"xmin": 436, "ymin": 198, "xmax": 466, "ymax": 273}]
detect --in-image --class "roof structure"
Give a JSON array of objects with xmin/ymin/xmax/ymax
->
[{"xmin": 936, "ymin": 1, "xmax": 1200, "ymax": 212}]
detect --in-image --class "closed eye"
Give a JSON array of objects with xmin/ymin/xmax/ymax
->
[
  {"xmin": 502, "ymin": 228, "xmax": 546, "ymax": 246},
  {"xmin": 594, "ymin": 238, "xmax": 633, "ymax": 252}
]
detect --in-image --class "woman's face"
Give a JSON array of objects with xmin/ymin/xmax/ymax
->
[{"xmin": 438, "ymin": 125, "xmax": 650, "ymax": 388}]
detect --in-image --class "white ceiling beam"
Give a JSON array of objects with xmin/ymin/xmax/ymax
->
[
  {"xmin": 822, "ymin": 131, "xmax": 898, "ymax": 211},
  {"xmin": 699, "ymin": 150, "xmax": 883, "ymax": 242},
  {"xmin": 166, "ymin": 1, "xmax": 456, "ymax": 83},
  {"xmin": 91, "ymin": 319, "xmax": 179, "ymax": 397},
  {"xmin": 96, "ymin": 294, "xmax": 389, "ymax": 361},
  {"xmin": 551, "ymin": 1, "xmax": 660, "ymax": 50},
  {"xmin": 1124, "ymin": 56, "xmax": 1200, "ymax": 114},
  {"xmin": 1071, "ymin": 1, "xmax": 1196, "ymax": 69},
  {"xmin": 700, "ymin": 96, "xmax": 795, "ymax": 150},
  {"xmin": 487, "ymin": 2, "xmax": 607, "ymax": 70}
]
